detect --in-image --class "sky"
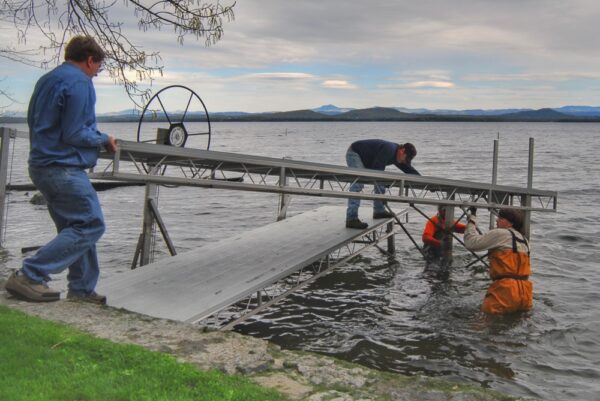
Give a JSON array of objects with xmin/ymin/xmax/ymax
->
[{"xmin": 2, "ymin": 0, "xmax": 600, "ymax": 113}]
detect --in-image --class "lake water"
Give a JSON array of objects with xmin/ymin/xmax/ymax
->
[{"xmin": 1, "ymin": 121, "xmax": 599, "ymax": 401}]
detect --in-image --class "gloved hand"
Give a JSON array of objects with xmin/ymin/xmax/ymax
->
[{"xmin": 466, "ymin": 206, "xmax": 477, "ymax": 224}]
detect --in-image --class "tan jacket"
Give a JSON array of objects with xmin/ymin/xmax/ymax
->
[{"xmin": 463, "ymin": 215, "xmax": 529, "ymax": 253}]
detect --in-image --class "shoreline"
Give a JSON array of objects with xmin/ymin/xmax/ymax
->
[{"xmin": 0, "ymin": 279, "xmax": 534, "ymax": 401}]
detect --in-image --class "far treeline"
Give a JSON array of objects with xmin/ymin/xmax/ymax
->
[{"xmin": 2, "ymin": 106, "xmax": 600, "ymax": 124}]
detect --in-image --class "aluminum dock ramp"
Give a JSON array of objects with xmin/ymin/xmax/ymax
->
[{"xmin": 97, "ymin": 206, "xmax": 398, "ymax": 324}]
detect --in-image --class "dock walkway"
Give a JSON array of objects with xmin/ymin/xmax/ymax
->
[{"xmin": 97, "ymin": 206, "xmax": 394, "ymax": 323}]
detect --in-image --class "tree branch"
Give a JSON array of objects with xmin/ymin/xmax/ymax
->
[{"xmin": 1, "ymin": 0, "xmax": 236, "ymax": 108}]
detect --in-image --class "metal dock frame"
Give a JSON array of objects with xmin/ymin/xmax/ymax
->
[
  {"xmin": 88, "ymin": 139, "xmax": 557, "ymax": 260},
  {"xmin": 0, "ymin": 129, "xmax": 558, "ymax": 327},
  {"xmin": 90, "ymin": 139, "xmax": 557, "ymax": 214}
]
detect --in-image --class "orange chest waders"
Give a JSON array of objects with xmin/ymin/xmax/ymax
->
[{"xmin": 483, "ymin": 230, "xmax": 533, "ymax": 314}]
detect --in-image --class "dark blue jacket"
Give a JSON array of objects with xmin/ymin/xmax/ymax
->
[{"xmin": 351, "ymin": 139, "xmax": 420, "ymax": 175}]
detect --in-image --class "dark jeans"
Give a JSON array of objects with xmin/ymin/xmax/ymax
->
[{"xmin": 22, "ymin": 166, "xmax": 105, "ymax": 294}]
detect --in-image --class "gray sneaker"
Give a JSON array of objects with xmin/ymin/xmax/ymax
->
[
  {"xmin": 5, "ymin": 271, "xmax": 60, "ymax": 302},
  {"xmin": 67, "ymin": 290, "xmax": 107, "ymax": 305}
]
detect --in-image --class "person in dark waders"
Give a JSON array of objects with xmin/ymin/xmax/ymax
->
[
  {"xmin": 463, "ymin": 207, "xmax": 533, "ymax": 314},
  {"xmin": 345, "ymin": 139, "xmax": 420, "ymax": 229},
  {"xmin": 422, "ymin": 205, "xmax": 466, "ymax": 263}
]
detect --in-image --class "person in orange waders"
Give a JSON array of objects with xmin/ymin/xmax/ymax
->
[
  {"xmin": 463, "ymin": 207, "xmax": 532, "ymax": 314},
  {"xmin": 422, "ymin": 205, "xmax": 466, "ymax": 262}
]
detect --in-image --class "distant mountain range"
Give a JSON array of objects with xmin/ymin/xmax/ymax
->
[
  {"xmin": 313, "ymin": 104, "xmax": 600, "ymax": 117},
  {"xmin": 214, "ymin": 105, "xmax": 600, "ymax": 122},
  {"xmin": 2, "ymin": 105, "xmax": 600, "ymax": 123}
]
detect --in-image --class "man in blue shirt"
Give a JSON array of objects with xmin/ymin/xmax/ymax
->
[
  {"xmin": 6, "ymin": 36, "xmax": 117, "ymax": 304},
  {"xmin": 346, "ymin": 139, "xmax": 420, "ymax": 229}
]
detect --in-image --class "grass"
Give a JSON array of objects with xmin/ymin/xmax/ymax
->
[{"xmin": 0, "ymin": 305, "xmax": 292, "ymax": 401}]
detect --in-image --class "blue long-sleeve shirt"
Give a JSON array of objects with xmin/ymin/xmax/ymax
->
[
  {"xmin": 350, "ymin": 139, "xmax": 420, "ymax": 175},
  {"xmin": 27, "ymin": 62, "xmax": 109, "ymax": 168}
]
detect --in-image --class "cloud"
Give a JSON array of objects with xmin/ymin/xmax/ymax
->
[
  {"xmin": 4, "ymin": 0, "xmax": 600, "ymax": 112},
  {"xmin": 405, "ymin": 81, "xmax": 455, "ymax": 89},
  {"xmin": 243, "ymin": 72, "xmax": 317, "ymax": 81},
  {"xmin": 463, "ymin": 72, "xmax": 600, "ymax": 82},
  {"xmin": 382, "ymin": 70, "xmax": 455, "ymax": 90},
  {"xmin": 321, "ymin": 80, "xmax": 357, "ymax": 89},
  {"xmin": 395, "ymin": 70, "xmax": 452, "ymax": 81}
]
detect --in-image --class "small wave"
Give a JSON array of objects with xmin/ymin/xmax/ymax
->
[
  {"xmin": 556, "ymin": 234, "xmax": 587, "ymax": 242},
  {"xmin": 561, "ymin": 188, "xmax": 600, "ymax": 196}
]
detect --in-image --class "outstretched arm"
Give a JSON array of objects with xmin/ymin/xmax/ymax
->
[
  {"xmin": 396, "ymin": 162, "xmax": 421, "ymax": 175},
  {"xmin": 463, "ymin": 216, "xmax": 508, "ymax": 252}
]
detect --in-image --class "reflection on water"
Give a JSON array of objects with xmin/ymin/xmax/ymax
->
[{"xmin": 1, "ymin": 121, "xmax": 600, "ymax": 400}]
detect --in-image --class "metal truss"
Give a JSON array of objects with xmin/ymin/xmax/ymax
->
[
  {"xmin": 85, "ymin": 140, "xmax": 557, "ymax": 328},
  {"xmin": 0, "ymin": 128, "xmax": 559, "ymax": 327},
  {"xmin": 193, "ymin": 218, "xmax": 399, "ymax": 330},
  {"xmin": 91, "ymin": 140, "xmax": 557, "ymax": 213}
]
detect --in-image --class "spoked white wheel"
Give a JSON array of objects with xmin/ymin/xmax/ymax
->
[{"xmin": 137, "ymin": 85, "xmax": 212, "ymax": 173}]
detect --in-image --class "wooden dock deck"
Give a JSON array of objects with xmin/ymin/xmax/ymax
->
[{"xmin": 97, "ymin": 206, "xmax": 394, "ymax": 323}]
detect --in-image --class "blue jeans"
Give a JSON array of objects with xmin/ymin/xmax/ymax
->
[
  {"xmin": 346, "ymin": 148, "xmax": 386, "ymax": 220},
  {"xmin": 21, "ymin": 166, "xmax": 105, "ymax": 294}
]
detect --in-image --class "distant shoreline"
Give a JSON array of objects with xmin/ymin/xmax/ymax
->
[
  {"xmin": 3, "ymin": 116, "xmax": 600, "ymax": 124},
  {"xmin": 3, "ymin": 105, "xmax": 600, "ymax": 124}
]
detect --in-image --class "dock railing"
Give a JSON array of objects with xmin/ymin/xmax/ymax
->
[{"xmin": 90, "ymin": 139, "xmax": 557, "ymax": 212}]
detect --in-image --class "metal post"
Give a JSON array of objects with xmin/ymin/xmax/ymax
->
[
  {"xmin": 148, "ymin": 198, "xmax": 177, "ymax": 256},
  {"xmin": 277, "ymin": 167, "xmax": 290, "ymax": 221},
  {"xmin": 385, "ymin": 203, "xmax": 426, "ymax": 259},
  {"xmin": 404, "ymin": 186, "xmax": 409, "ymax": 223},
  {"xmin": 441, "ymin": 204, "xmax": 454, "ymax": 266},
  {"xmin": 386, "ymin": 221, "xmax": 395, "ymax": 254},
  {"xmin": 522, "ymin": 137, "xmax": 534, "ymax": 240},
  {"xmin": 490, "ymin": 138, "xmax": 499, "ymax": 230},
  {"xmin": 0, "ymin": 128, "xmax": 13, "ymax": 246},
  {"xmin": 140, "ymin": 182, "xmax": 159, "ymax": 266}
]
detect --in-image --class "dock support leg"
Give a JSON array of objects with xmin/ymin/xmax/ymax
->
[
  {"xmin": 140, "ymin": 182, "xmax": 159, "ymax": 266},
  {"xmin": 277, "ymin": 167, "xmax": 290, "ymax": 221},
  {"xmin": 133, "ymin": 183, "xmax": 178, "ymax": 268},
  {"xmin": 0, "ymin": 128, "xmax": 13, "ymax": 247},
  {"xmin": 386, "ymin": 221, "xmax": 395, "ymax": 254},
  {"xmin": 490, "ymin": 138, "xmax": 499, "ymax": 230},
  {"xmin": 404, "ymin": 187, "xmax": 410, "ymax": 223},
  {"xmin": 522, "ymin": 137, "xmax": 534, "ymax": 240},
  {"xmin": 441, "ymin": 203, "xmax": 455, "ymax": 266},
  {"xmin": 386, "ymin": 204, "xmax": 426, "ymax": 258},
  {"xmin": 148, "ymin": 198, "xmax": 177, "ymax": 257}
]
